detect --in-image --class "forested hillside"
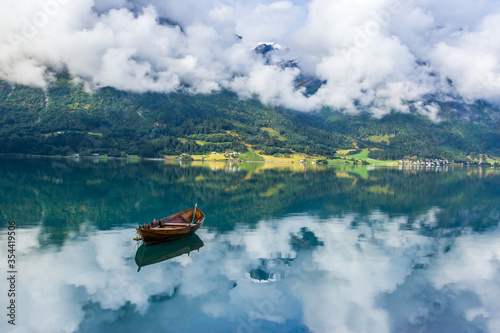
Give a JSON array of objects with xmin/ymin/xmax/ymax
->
[{"xmin": 0, "ymin": 75, "xmax": 499, "ymax": 161}]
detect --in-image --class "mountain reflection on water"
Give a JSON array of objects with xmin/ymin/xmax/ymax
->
[{"xmin": 0, "ymin": 157, "xmax": 499, "ymax": 333}]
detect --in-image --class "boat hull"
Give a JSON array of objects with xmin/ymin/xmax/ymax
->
[
  {"xmin": 135, "ymin": 234, "xmax": 204, "ymax": 270},
  {"xmin": 137, "ymin": 208, "xmax": 204, "ymax": 246}
]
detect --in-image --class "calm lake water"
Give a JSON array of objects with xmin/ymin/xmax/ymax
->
[{"xmin": 0, "ymin": 157, "xmax": 499, "ymax": 333}]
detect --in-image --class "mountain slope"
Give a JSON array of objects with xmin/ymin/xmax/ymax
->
[{"xmin": 0, "ymin": 76, "xmax": 499, "ymax": 160}]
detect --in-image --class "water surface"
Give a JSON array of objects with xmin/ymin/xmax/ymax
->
[{"xmin": 0, "ymin": 157, "xmax": 499, "ymax": 333}]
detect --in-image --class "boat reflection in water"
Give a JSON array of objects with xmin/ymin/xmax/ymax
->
[{"xmin": 135, "ymin": 234, "xmax": 204, "ymax": 271}]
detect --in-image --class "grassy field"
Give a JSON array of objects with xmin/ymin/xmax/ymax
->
[
  {"xmin": 260, "ymin": 127, "xmax": 287, "ymax": 141},
  {"xmin": 484, "ymin": 155, "xmax": 500, "ymax": 163},
  {"xmin": 192, "ymin": 153, "xmax": 229, "ymax": 161},
  {"xmin": 346, "ymin": 150, "xmax": 370, "ymax": 159},
  {"xmin": 365, "ymin": 134, "xmax": 395, "ymax": 144},
  {"xmin": 239, "ymin": 151, "xmax": 265, "ymax": 161},
  {"xmin": 326, "ymin": 157, "xmax": 350, "ymax": 163},
  {"xmin": 335, "ymin": 149, "xmax": 399, "ymax": 165},
  {"xmin": 164, "ymin": 148, "xmax": 405, "ymax": 165}
]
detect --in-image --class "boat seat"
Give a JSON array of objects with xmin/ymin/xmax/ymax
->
[{"xmin": 162, "ymin": 223, "xmax": 190, "ymax": 227}]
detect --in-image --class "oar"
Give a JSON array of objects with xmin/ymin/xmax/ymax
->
[{"xmin": 191, "ymin": 203, "xmax": 198, "ymax": 224}]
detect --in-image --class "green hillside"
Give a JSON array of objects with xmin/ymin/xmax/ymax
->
[{"xmin": 0, "ymin": 75, "xmax": 499, "ymax": 161}]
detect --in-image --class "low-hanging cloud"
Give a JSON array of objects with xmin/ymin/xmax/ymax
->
[{"xmin": 1, "ymin": 0, "xmax": 500, "ymax": 116}]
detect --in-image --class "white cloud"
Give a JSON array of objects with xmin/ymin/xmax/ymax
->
[
  {"xmin": 430, "ymin": 13, "xmax": 500, "ymax": 104},
  {"xmin": 1, "ymin": 0, "xmax": 500, "ymax": 115}
]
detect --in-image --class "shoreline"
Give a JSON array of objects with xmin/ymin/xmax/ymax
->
[
  {"xmin": 0, "ymin": 153, "xmax": 395, "ymax": 165},
  {"xmin": 1, "ymin": 153, "xmax": 497, "ymax": 168}
]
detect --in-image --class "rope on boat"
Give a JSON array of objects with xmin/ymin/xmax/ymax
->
[{"xmin": 133, "ymin": 228, "xmax": 143, "ymax": 241}]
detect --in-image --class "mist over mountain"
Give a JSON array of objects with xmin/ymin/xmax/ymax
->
[{"xmin": 2, "ymin": 0, "xmax": 500, "ymax": 118}]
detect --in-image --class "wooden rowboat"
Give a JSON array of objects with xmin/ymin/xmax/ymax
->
[{"xmin": 136, "ymin": 205, "xmax": 205, "ymax": 246}]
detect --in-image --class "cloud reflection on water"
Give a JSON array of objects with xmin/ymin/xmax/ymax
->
[{"xmin": 1, "ymin": 209, "xmax": 499, "ymax": 333}]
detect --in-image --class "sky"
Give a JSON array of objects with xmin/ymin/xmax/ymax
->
[{"xmin": 1, "ymin": 0, "xmax": 500, "ymax": 117}]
